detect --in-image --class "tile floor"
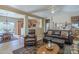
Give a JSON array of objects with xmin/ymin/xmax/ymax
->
[{"xmin": 0, "ymin": 37, "xmax": 24, "ymax": 54}]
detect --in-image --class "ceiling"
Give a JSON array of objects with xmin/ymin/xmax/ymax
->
[
  {"xmin": 0, "ymin": 9, "xmax": 25, "ymax": 18},
  {"xmin": 1, "ymin": 5, "xmax": 79, "ymax": 19}
]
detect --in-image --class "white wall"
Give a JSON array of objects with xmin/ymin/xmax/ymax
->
[
  {"xmin": 52, "ymin": 12, "xmax": 79, "ymax": 23},
  {"xmin": 50, "ymin": 12, "xmax": 79, "ymax": 29},
  {"xmin": 49, "ymin": 12, "xmax": 79, "ymax": 29}
]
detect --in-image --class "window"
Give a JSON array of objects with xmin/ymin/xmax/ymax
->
[
  {"xmin": 0, "ymin": 22, "xmax": 15, "ymax": 33},
  {"xmin": 72, "ymin": 23, "xmax": 79, "ymax": 28}
]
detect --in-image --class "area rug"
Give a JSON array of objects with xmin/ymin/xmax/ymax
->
[
  {"xmin": 13, "ymin": 45, "xmax": 74, "ymax": 54},
  {"xmin": 13, "ymin": 42, "xmax": 65, "ymax": 54},
  {"xmin": 64, "ymin": 45, "xmax": 72, "ymax": 54},
  {"xmin": 13, "ymin": 40, "xmax": 43, "ymax": 54},
  {"xmin": 13, "ymin": 46, "xmax": 64, "ymax": 54},
  {"xmin": 64, "ymin": 44, "xmax": 79, "ymax": 54},
  {"xmin": 13, "ymin": 47, "xmax": 37, "ymax": 54},
  {"xmin": 0, "ymin": 37, "xmax": 18, "ymax": 44},
  {"xmin": 13, "ymin": 40, "xmax": 65, "ymax": 54}
]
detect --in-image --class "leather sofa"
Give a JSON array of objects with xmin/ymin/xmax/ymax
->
[{"xmin": 43, "ymin": 30, "xmax": 73, "ymax": 47}]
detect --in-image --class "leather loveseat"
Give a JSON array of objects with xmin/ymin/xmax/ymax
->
[{"xmin": 43, "ymin": 30, "xmax": 73, "ymax": 48}]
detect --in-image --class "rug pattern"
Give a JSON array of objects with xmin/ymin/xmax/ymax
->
[{"xmin": 13, "ymin": 44, "xmax": 79, "ymax": 54}]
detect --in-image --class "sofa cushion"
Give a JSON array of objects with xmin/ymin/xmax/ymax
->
[
  {"xmin": 61, "ymin": 31, "xmax": 68, "ymax": 38},
  {"xmin": 47, "ymin": 31, "xmax": 52, "ymax": 36}
]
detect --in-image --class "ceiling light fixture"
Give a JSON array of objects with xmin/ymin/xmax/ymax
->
[
  {"xmin": 51, "ymin": 5, "xmax": 56, "ymax": 14},
  {"xmin": 51, "ymin": 10, "xmax": 55, "ymax": 13}
]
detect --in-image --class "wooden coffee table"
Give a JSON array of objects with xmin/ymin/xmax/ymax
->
[{"xmin": 37, "ymin": 43, "xmax": 60, "ymax": 54}]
